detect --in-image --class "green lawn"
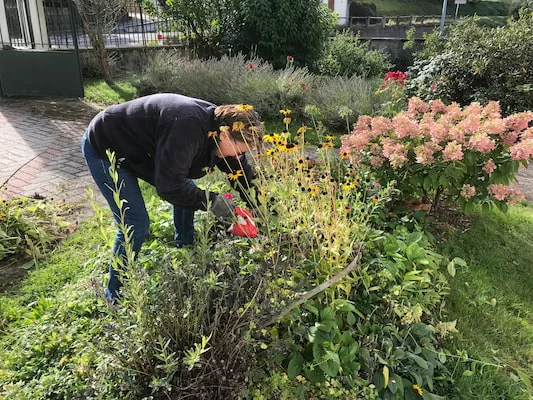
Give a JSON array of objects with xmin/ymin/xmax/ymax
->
[
  {"xmin": 83, "ymin": 76, "xmax": 138, "ymax": 108},
  {"xmin": 437, "ymin": 203, "xmax": 533, "ymax": 399},
  {"xmin": 359, "ymin": 0, "xmax": 508, "ymax": 16}
]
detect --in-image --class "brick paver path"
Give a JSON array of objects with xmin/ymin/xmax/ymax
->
[{"xmin": 0, "ymin": 99, "xmax": 99, "ymax": 203}]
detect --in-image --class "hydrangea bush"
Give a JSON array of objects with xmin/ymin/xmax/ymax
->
[{"xmin": 340, "ymin": 97, "xmax": 533, "ymax": 212}]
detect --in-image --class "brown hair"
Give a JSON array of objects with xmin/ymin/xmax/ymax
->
[{"xmin": 214, "ymin": 104, "xmax": 264, "ymax": 149}]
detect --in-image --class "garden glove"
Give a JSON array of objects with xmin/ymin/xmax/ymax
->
[
  {"xmin": 229, "ymin": 207, "xmax": 258, "ymax": 238},
  {"xmin": 211, "ymin": 193, "xmax": 235, "ymax": 218}
]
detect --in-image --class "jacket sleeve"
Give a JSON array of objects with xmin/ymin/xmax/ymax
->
[
  {"xmin": 216, "ymin": 154, "xmax": 258, "ymax": 208},
  {"xmin": 154, "ymin": 118, "xmax": 217, "ymax": 210}
]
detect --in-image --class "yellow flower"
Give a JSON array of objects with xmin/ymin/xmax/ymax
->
[
  {"xmin": 232, "ymin": 121, "xmax": 244, "ymax": 131},
  {"xmin": 237, "ymin": 104, "xmax": 254, "ymax": 111},
  {"xmin": 283, "ymin": 117, "xmax": 292, "ymax": 125},
  {"xmin": 309, "ymin": 185, "xmax": 319, "ymax": 197},
  {"xmin": 340, "ymin": 151, "xmax": 349, "ymax": 159},
  {"xmin": 280, "ymin": 109, "xmax": 292, "ymax": 116},
  {"xmin": 266, "ymin": 148, "xmax": 276, "ymax": 156},
  {"xmin": 325, "ymin": 135, "xmax": 336, "ymax": 141},
  {"xmin": 342, "ymin": 182, "xmax": 357, "ymax": 191},
  {"xmin": 208, "ymin": 130, "xmax": 218, "ymax": 138},
  {"xmin": 227, "ymin": 170, "xmax": 244, "ymax": 181},
  {"xmin": 370, "ymin": 195, "xmax": 379, "ymax": 204},
  {"xmin": 296, "ymin": 375, "xmax": 306, "ymax": 383},
  {"xmin": 220, "ymin": 125, "xmax": 230, "ymax": 132},
  {"xmin": 297, "ymin": 125, "xmax": 310, "ymax": 135},
  {"xmin": 412, "ymin": 385, "xmax": 423, "ymax": 396},
  {"xmin": 320, "ymin": 141, "xmax": 334, "ymax": 149},
  {"xmin": 263, "ymin": 134, "xmax": 275, "ymax": 143}
]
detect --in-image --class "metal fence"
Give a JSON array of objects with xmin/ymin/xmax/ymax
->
[
  {"xmin": 44, "ymin": 0, "xmax": 181, "ymax": 49},
  {"xmin": 3, "ymin": 0, "xmax": 183, "ymax": 49}
]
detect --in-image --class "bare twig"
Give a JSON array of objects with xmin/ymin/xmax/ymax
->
[{"xmin": 262, "ymin": 249, "xmax": 363, "ymax": 327}]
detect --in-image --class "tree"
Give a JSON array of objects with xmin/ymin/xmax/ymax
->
[
  {"xmin": 226, "ymin": 0, "xmax": 335, "ymax": 69},
  {"xmin": 73, "ymin": 0, "xmax": 128, "ymax": 83},
  {"xmin": 144, "ymin": 0, "xmax": 232, "ymax": 57}
]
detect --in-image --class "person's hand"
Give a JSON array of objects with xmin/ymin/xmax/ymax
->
[{"xmin": 211, "ymin": 194, "xmax": 235, "ymax": 218}]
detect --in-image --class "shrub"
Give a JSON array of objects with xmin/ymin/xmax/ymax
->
[
  {"xmin": 135, "ymin": 52, "xmax": 381, "ymax": 129},
  {"xmin": 317, "ymin": 30, "xmax": 392, "ymax": 78},
  {"xmin": 305, "ymin": 75, "xmax": 381, "ymax": 131},
  {"xmin": 407, "ymin": 11, "xmax": 533, "ymax": 114},
  {"xmin": 340, "ymin": 97, "xmax": 533, "ymax": 213},
  {"xmin": 226, "ymin": 0, "xmax": 336, "ymax": 69}
]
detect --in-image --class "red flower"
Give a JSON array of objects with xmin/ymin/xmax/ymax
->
[
  {"xmin": 384, "ymin": 71, "xmax": 407, "ymax": 83},
  {"xmin": 248, "ymin": 63, "xmax": 254, "ymax": 69},
  {"xmin": 286, "ymin": 55, "xmax": 294, "ymax": 62}
]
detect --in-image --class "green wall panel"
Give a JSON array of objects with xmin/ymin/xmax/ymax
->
[{"xmin": 0, "ymin": 50, "xmax": 83, "ymax": 97}]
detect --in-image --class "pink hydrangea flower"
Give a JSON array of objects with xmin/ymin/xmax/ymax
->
[
  {"xmin": 393, "ymin": 113, "xmax": 419, "ymax": 138},
  {"xmin": 509, "ymin": 139, "xmax": 533, "ymax": 161},
  {"xmin": 469, "ymin": 133, "xmax": 496, "ymax": 153},
  {"xmin": 488, "ymin": 184, "xmax": 508, "ymax": 201},
  {"xmin": 481, "ymin": 101, "xmax": 502, "ymax": 119},
  {"xmin": 443, "ymin": 141, "xmax": 464, "ymax": 161},
  {"xmin": 430, "ymin": 99, "xmax": 448, "ymax": 115},
  {"xmin": 371, "ymin": 116, "xmax": 393, "ymax": 138},
  {"xmin": 460, "ymin": 184, "xmax": 476, "ymax": 199},
  {"xmin": 482, "ymin": 159, "xmax": 497, "ymax": 175},
  {"xmin": 506, "ymin": 188, "xmax": 525, "ymax": 205},
  {"xmin": 407, "ymin": 97, "xmax": 430, "ymax": 115}
]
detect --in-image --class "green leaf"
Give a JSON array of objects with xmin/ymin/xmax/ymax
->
[
  {"xmin": 320, "ymin": 307, "xmax": 335, "ymax": 321},
  {"xmin": 462, "ymin": 369, "xmax": 475, "ymax": 377},
  {"xmin": 347, "ymin": 311, "xmax": 356, "ymax": 326},
  {"xmin": 287, "ymin": 352, "xmax": 303, "ymax": 379},
  {"xmin": 516, "ymin": 368, "xmax": 532, "ymax": 390},
  {"xmin": 319, "ymin": 351, "xmax": 341, "ymax": 377},
  {"xmin": 452, "ymin": 257, "xmax": 467, "ymax": 267},
  {"xmin": 388, "ymin": 374, "xmax": 404, "ymax": 394},
  {"xmin": 406, "ymin": 242, "xmax": 422, "ymax": 261},
  {"xmin": 383, "ymin": 365, "xmax": 390, "ymax": 388},
  {"xmin": 305, "ymin": 366, "xmax": 325, "ymax": 383},
  {"xmin": 447, "ymin": 261, "xmax": 456, "ymax": 277},
  {"xmin": 408, "ymin": 353, "xmax": 429, "ymax": 369}
]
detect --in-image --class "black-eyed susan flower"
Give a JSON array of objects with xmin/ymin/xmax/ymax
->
[
  {"xmin": 283, "ymin": 117, "xmax": 292, "ymax": 125},
  {"xmin": 232, "ymin": 121, "xmax": 244, "ymax": 131},
  {"xmin": 263, "ymin": 134, "xmax": 275, "ymax": 143},
  {"xmin": 237, "ymin": 104, "xmax": 254, "ymax": 111},
  {"xmin": 297, "ymin": 125, "xmax": 310, "ymax": 135},
  {"xmin": 266, "ymin": 148, "xmax": 276, "ymax": 156},
  {"xmin": 340, "ymin": 151, "xmax": 349, "ymax": 160},
  {"xmin": 227, "ymin": 170, "xmax": 244, "ymax": 181},
  {"xmin": 208, "ymin": 130, "xmax": 218, "ymax": 138},
  {"xmin": 220, "ymin": 125, "xmax": 230, "ymax": 132},
  {"xmin": 309, "ymin": 185, "xmax": 319, "ymax": 197},
  {"xmin": 320, "ymin": 141, "xmax": 334, "ymax": 149},
  {"xmin": 280, "ymin": 109, "xmax": 292, "ymax": 116},
  {"xmin": 325, "ymin": 135, "xmax": 336, "ymax": 141},
  {"xmin": 412, "ymin": 385, "xmax": 423, "ymax": 396}
]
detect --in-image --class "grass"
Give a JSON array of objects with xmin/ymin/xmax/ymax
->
[
  {"xmin": 359, "ymin": 0, "xmax": 508, "ymax": 16},
  {"xmin": 83, "ymin": 76, "xmax": 138, "ymax": 108},
  {"xmin": 437, "ymin": 203, "xmax": 533, "ymax": 399}
]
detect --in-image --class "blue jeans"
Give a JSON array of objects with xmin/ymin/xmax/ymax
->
[{"xmin": 81, "ymin": 131, "xmax": 194, "ymax": 301}]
